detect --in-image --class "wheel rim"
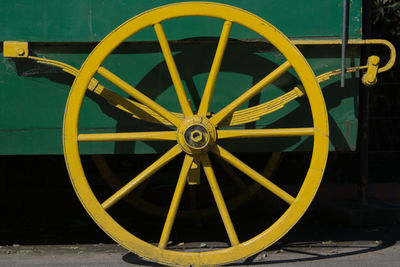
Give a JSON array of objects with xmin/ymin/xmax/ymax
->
[{"xmin": 63, "ymin": 2, "xmax": 329, "ymax": 266}]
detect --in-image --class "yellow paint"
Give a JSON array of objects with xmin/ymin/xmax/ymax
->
[
  {"xmin": 78, "ymin": 131, "xmax": 176, "ymax": 142},
  {"xmin": 292, "ymin": 38, "xmax": 395, "ymax": 73},
  {"xmin": 187, "ymin": 158, "xmax": 201, "ymax": 185},
  {"xmin": 176, "ymin": 115, "xmax": 216, "ymax": 154},
  {"xmin": 218, "ymin": 86, "xmax": 305, "ymax": 127},
  {"xmin": 198, "ymin": 20, "xmax": 232, "ymax": 116},
  {"xmin": 19, "ymin": 38, "xmax": 394, "ymax": 130},
  {"xmin": 200, "ymin": 153, "xmax": 240, "ymax": 246},
  {"xmin": 101, "ymin": 145, "xmax": 182, "ymax": 210},
  {"xmin": 217, "ymin": 127, "xmax": 314, "ymax": 139},
  {"xmin": 154, "ymin": 23, "xmax": 193, "ymax": 117},
  {"xmin": 1, "ymin": 2, "xmax": 388, "ymax": 266},
  {"xmin": 3, "ymin": 41, "xmax": 28, "ymax": 57},
  {"xmin": 362, "ymin": 55, "xmax": 380, "ymax": 86},
  {"xmin": 212, "ymin": 145, "xmax": 295, "ymax": 205},
  {"xmin": 60, "ymin": 2, "xmax": 329, "ymax": 265},
  {"xmin": 210, "ymin": 61, "xmax": 292, "ymax": 126},
  {"xmin": 97, "ymin": 66, "xmax": 182, "ymax": 127},
  {"xmin": 159, "ymin": 155, "xmax": 194, "ymax": 249}
]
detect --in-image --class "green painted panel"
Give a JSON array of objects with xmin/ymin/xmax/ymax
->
[
  {"xmin": 0, "ymin": 0, "xmax": 362, "ymax": 41},
  {"xmin": 0, "ymin": 43, "xmax": 359, "ymax": 154},
  {"xmin": 0, "ymin": 1, "xmax": 362, "ymax": 155}
]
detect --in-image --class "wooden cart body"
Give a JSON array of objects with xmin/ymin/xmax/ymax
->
[{"xmin": 0, "ymin": 0, "xmax": 362, "ymax": 155}]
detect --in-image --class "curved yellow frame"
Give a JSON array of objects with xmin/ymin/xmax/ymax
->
[{"xmin": 63, "ymin": 2, "xmax": 329, "ymax": 266}]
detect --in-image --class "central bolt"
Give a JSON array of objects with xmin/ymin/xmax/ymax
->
[
  {"xmin": 177, "ymin": 116, "xmax": 217, "ymax": 154},
  {"xmin": 191, "ymin": 130, "xmax": 203, "ymax": 143}
]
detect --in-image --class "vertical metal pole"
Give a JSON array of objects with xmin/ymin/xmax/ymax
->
[{"xmin": 341, "ymin": 0, "xmax": 349, "ymax": 88}]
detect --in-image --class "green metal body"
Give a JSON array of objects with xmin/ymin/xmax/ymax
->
[{"xmin": 0, "ymin": 0, "xmax": 362, "ymax": 155}]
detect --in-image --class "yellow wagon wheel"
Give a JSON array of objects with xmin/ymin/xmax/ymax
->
[{"xmin": 63, "ymin": 2, "xmax": 329, "ymax": 266}]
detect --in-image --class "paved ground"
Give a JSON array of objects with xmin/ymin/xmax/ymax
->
[{"xmin": 1, "ymin": 240, "xmax": 399, "ymax": 266}]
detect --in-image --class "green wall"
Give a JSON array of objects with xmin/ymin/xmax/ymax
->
[{"xmin": 0, "ymin": 0, "xmax": 362, "ymax": 154}]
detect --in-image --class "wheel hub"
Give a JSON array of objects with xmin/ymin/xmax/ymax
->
[{"xmin": 177, "ymin": 116, "xmax": 216, "ymax": 154}]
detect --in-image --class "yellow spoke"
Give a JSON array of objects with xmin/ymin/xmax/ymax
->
[
  {"xmin": 198, "ymin": 20, "xmax": 232, "ymax": 116},
  {"xmin": 212, "ymin": 145, "xmax": 295, "ymax": 205},
  {"xmin": 200, "ymin": 153, "xmax": 239, "ymax": 246},
  {"xmin": 101, "ymin": 145, "xmax": 182, "ymax": 210},
  {"xmin": 159, "ymin": 155, "xmax": 194, "ymax": 249},
  {"xmin": 210, "ymin": 61, "xmax": 292, "ymax": 126},
  {"xmin": 154, "ymin": 23, "xmax": 193, "ymax": 117},
  {"xmin": 97, "ymin": 66, "xmax": 182, "ymax": 127},
  {"xmin": 78, "ymin": 131, "xmax": 177, "ymax": 142},
  {"xmin": 218, "ymin": 128, "xmax": 314, "ymax": 139}
]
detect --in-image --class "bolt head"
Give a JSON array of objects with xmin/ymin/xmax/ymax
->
[
  {"xmin": 191, "ymin": 130, "xmax": 203, "ymax": 143},
  {"xmin": 17, "ymin": 48, "xmax": 25, "ymax": 56}
]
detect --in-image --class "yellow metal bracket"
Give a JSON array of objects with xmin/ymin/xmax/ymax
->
[
  {"xmin": 3, "ymin": 41, "xmax": 29, "ymax": 58},
  {"xmin": 187, "ymin": 158, "xmax": 201, "ymax": 185},
  {"xmin": 291, "ymin": 39, "xmax": 395, "ymax": 74},
  {"xmin": 362, "ymin": 55, "xmax": 380, "ymax": 86}
]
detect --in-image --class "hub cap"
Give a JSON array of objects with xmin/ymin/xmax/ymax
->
[{"xmin": 177, "ymin": 116, "xmax": 217, "ymax": 154}]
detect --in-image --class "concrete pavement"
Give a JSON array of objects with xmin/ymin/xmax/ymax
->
[{"xmin": 1, "ymin": 240, "xmax": 399, "ymax": 266}]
